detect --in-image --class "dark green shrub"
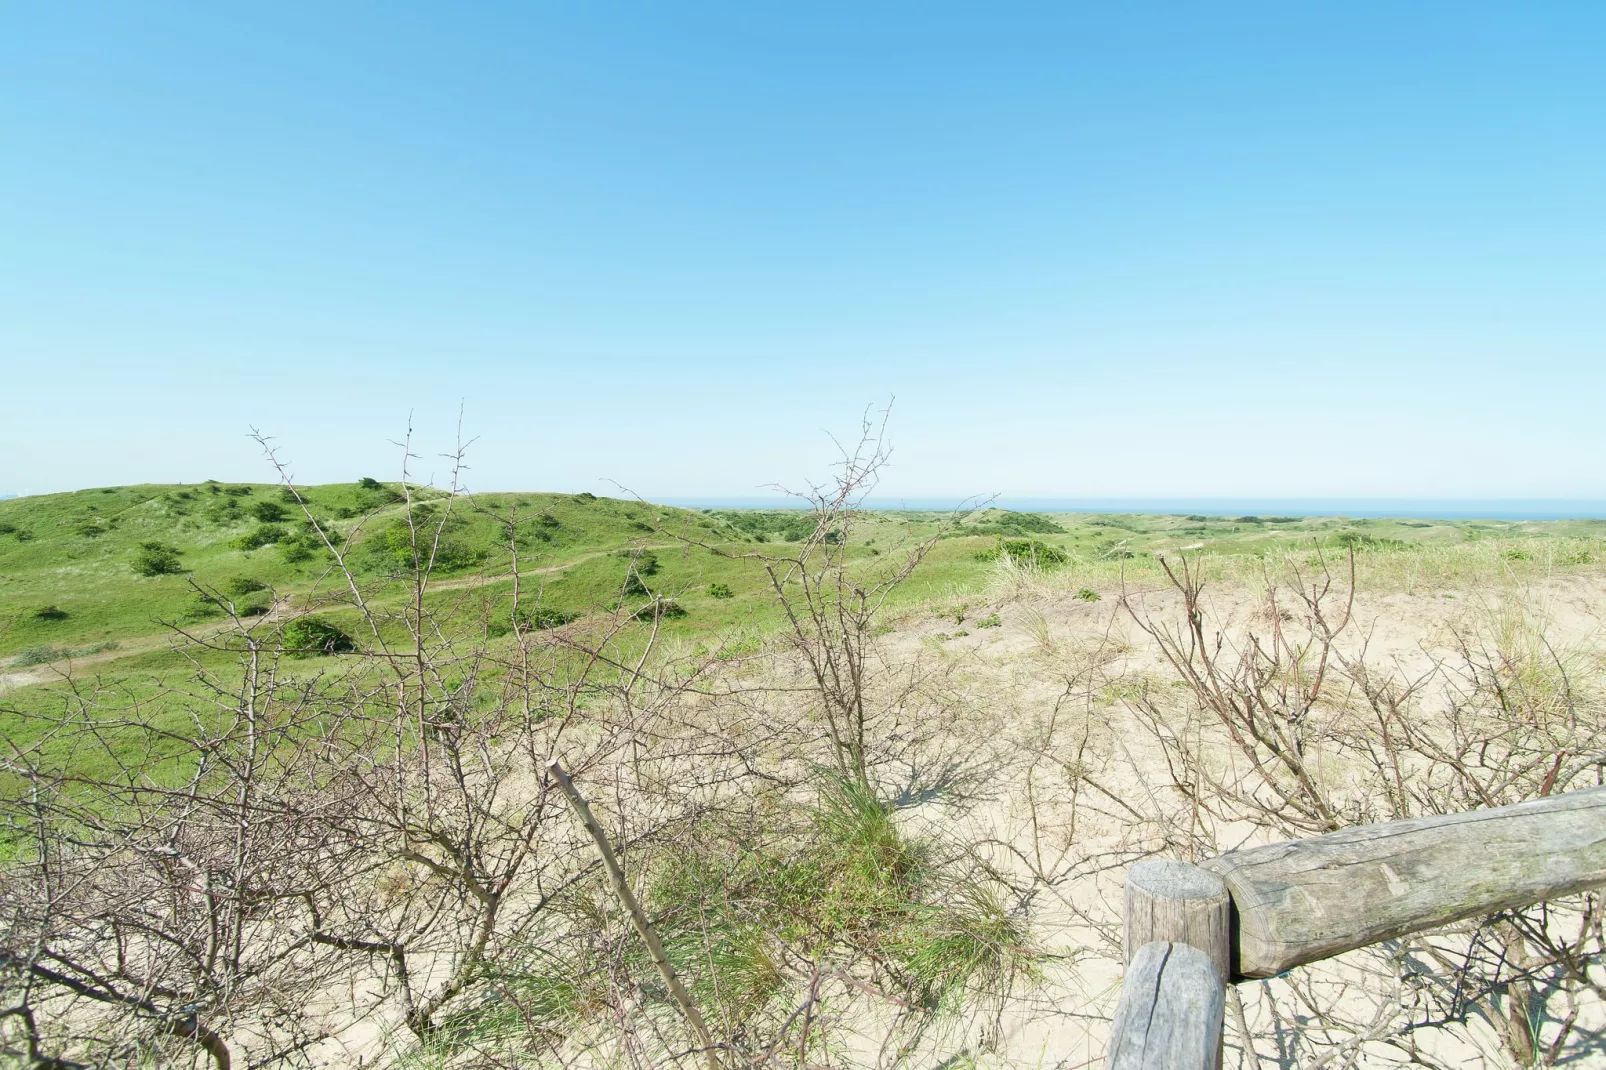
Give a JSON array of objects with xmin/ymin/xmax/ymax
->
[
  {"xmin": 224, "ymin": 485, "xmax": 254, "ymax": 497},
  {"xmin": 613, "ymin": 550, "xmax": 659, "ymax": 576},
  {"xmin": 714, "ymin": 510, "xmax": 819, "ymax": 543},
  {"xmin": 280, "ymin": 525, "xmax": 327, "ymax": 563},
  {"xmin": 279, "ymin": 487, "xmax": 302, "ymax": 503},
  {"xmin": 206, "ymin": 498, "xmax": 243, "ymax": 523},
  {"xmin": 280, "ymin": 617, "xmax": 355, "ymax": 657},
  {"xmin": 251, "ymin": 501, "xmax": 289, "ymax": 523},
  {"xmin": 631, "ymin": 598, "xmax": 687, "ymax": 621},
  {"xmin": 0, "ymin": 521, "xmax": 15, "ymax": 535},
  {"xmin": 237, "ymin": 525, "xmax": 286, "ymax": 550},
  {"xmin": 974, "ymin": 538, "xmax": 1068, "ymax": 569},
  {"xmin": 707, "ymin": 582, "xmax": 734, "ymax": 599},
  {"xmin": 280, "ymin": 540, "xmax": 316, "ymax": 563},
  {"xmin": 186, "ymin": 594, "xmax": 227, "ymax": 621},
  {"xmin": 525, "ymin": 607, "xmax": 574, "ymax": 630},
  {"xmin": 132, "ymin": 541, "xmax": 184, "ymax": 576},
  {"xmin": 366, "ymin": 517, "xmax": 482, "ymax": 573},
  {"xmin": 959, "ymin": 511, "xmax": 1066, "ymax": 538},
  {"xmin": 1333, "ymin": 532, "xmax": 1407, "ymax": 552},
  {"xmin": 32, "ymin": 605, "xmax": 68, "ymax": 622},
  {"xmin": 357, "ymin": 476, "xmax": 383, "ymax": 490},
  {"xmin": 225, "ymin": 576, "xmax": 268, "ymax": 597},
  {"xmin": 1076, "ymin": 587, "xmax": 1101, "ymax": 602},
  {"xmin": 975, "ymin": 612, "xmax": 1001, "ymax": 628}
]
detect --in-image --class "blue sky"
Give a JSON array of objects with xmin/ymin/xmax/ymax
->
[{"xmin": 3, "ymin": 4, "xmax": 1603, "ymax": 501}]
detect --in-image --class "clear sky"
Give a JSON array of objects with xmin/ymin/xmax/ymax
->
[{"xmin": 3, "ymin": 4, "xmax": 1603, "ymax": 501}]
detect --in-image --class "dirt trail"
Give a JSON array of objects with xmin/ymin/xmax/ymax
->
[{"xmin": 0, "ymin": 548, "xmax": 650, "ymax": 694}]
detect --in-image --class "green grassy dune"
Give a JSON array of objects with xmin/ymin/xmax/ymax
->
[
  {"xmin": 3, "ymin": 481, "xmax": 1606, "ymax": 815},
  {"xmin": 6, "ymin": 483, "xmax": 1606, "ymax": 672}
]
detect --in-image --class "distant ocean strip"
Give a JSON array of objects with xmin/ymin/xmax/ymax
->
[{"xmin": 658, "ymin": 498, "xmax": 1606, "ymax": 521}]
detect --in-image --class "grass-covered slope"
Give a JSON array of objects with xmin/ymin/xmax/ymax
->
[{"xmin": 5, "ymin": 483, "xmax": 1605, "ymax": 675}]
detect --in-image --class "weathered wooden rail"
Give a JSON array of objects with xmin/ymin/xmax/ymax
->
[{"xmin": 1108, "ymin": 785, "xmax": 1606, "ymax": 1069}]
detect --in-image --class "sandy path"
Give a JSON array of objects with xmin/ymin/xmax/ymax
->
[{"xmin": 0, "ymin": 549, "xmax": 652, "ymax": 694}]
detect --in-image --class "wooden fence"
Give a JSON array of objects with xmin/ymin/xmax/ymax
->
[{"xmin": 1108, "ymin": 785, "xmax": 1606, "ymax": 1069}]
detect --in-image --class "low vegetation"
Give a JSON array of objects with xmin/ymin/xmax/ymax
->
[{"xmin": 1, "ymin": 452, "xmax": 1603, "ymax": 1068}]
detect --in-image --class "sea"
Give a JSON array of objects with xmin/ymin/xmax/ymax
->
[{"xmin": 658, "ymin": 498, "xmax": 1606, "ymax": 521}]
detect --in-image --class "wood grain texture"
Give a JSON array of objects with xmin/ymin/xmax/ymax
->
[
  {"xmin": 1109, "ymin": 941, "xmax": 1225, "ymax": 1070},
  {"xmin": 1203, "ymin": 785, "xmax": 1606, "ymax": 978},
  {"xmin": 1125, "ymin": 860, "xmax": 1232, "ymax": 985}
]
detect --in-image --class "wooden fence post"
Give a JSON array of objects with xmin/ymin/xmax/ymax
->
[
  {"xmin": 1109, "ymin": 942, "xmax": 1226, "ymax": 1070},
  {"xmin": 1125, "ymin": 859, "xmax": 1233, "ymax": 981},
  {"xmin": 1121, "ymin": 859, "xmax": 1232, "ymax": 1069}
]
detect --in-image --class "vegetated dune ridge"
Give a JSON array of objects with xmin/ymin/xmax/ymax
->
[{"xmin": 2, "ymin": 483, "xmax": 1604, "ymax": 1067}]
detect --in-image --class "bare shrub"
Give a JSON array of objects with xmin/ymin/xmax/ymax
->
[{"xmin": 1121, "ymin": 551, "xmax": 1606, "ymax": 1066}]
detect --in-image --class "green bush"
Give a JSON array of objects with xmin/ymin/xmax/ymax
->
[
  {"xmin": 357, "ymin": 476, "xmax": 383, "ymax": 490},
  {"xmin": 132, "ymin": 541, "xmax": 184, "ymax": 576},
  {"xmin": 523, "ymin": 606, "xmax": 574, "ymax": 630},
  {"xmin": 614, "ymin": 550, "xmax": 659, "ymax": 576},
  {"xmin": 974, "ymin": 537, "xmax": 1068, "ymax": 569},
  {"xmin": 1333, "ymin": 532, "xmax": 1408, "ymax": 552},
  {"xmin": 1076, "ymin": 587, "xmax": 1101, "ymax": 602},
  {"xmin": 631, "ymin": 598, "xmax": 687, "ymax": 621},
  {"xmin": 280, "ymin": 536, "xmax": 320, "ymax": 563},
  {"xmin": 957, "ymin": 511, "xmax": 1066, "ymax": 539},
  {"xmin": 206, "ymin": 498, "xmax": 243, "ymax": 523},
  {"xmin": 32, "ymin": 605, "xmax": 69, "ymax": 622},
  {"xmin": 12, "ymin": 646, "xmax": 68, "ymax": 667},
  {"xmin": 225, "ymin": 576, "xmax": 268, "ymax": 597},
  {"xmin": 280, "ymin": 617, "xmax": 356, "ymax": 657},
  {"xmin": 707, "ymin": 582, "xmax": 734, "ymax": 599},
  {"xmin": 975, "ymin": 612, "xmax": 1001, "ymax": 628},
  {"xmin": 237, "ymin": 525, "xmax": 286, "ymax": 550},
  {"xmin": 0, "ymin": 522, "xmax": 16, "ymax": 536},
  {"xmin": 714, "ymin": 510, "xmax": 819, "ymax": 543},
  {"xmin": 368, "ymin": 517, "xmax": 483, "ymax": 573},
  {"xmin": 251, "ymin": 501, "xmax": 289, "ymax": 523}
]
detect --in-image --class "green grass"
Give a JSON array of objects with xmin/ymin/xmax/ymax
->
[{"xmin": 5, "ymin": 489, "xmax": 1605, "ymax": 782}]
